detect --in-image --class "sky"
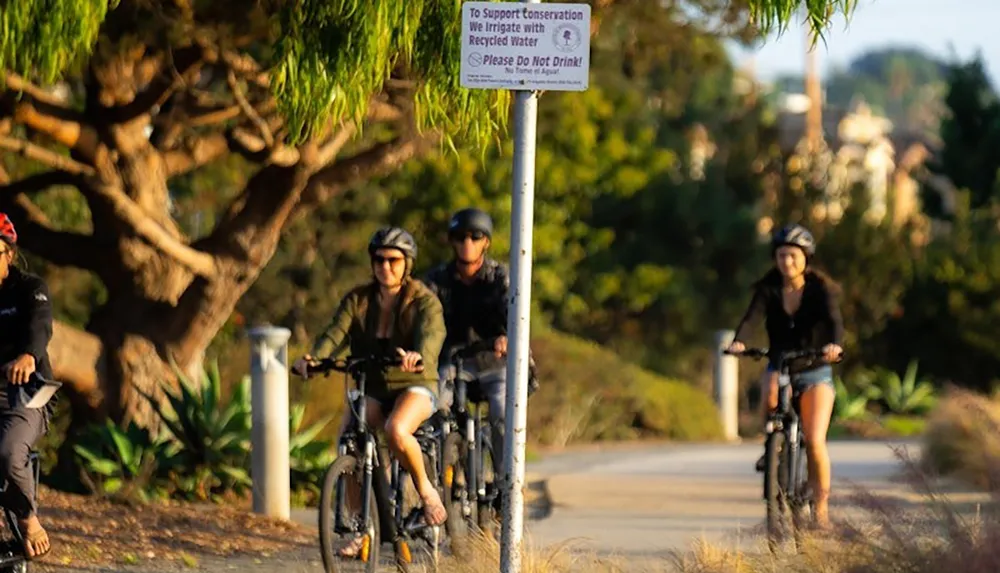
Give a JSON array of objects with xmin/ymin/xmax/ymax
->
[{"xmin": 727, "ymin": 0, "xmax": 1000, "ymax": 85}]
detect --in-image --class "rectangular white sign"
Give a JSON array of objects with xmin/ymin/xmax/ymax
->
[{"xmin": 460, "ymin": 1, "xmax": 591, "ymax": 91}]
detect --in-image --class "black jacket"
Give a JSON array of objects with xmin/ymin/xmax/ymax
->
[
  {"xmin": 424, "ymin": 258, "xmax": 509, "ymax": 370},
  {"xmin": 0, "ymin": 267, "xmax": 54, "ymax": 382},
  {"xmin": 733, "ymin": 269, "xmax": 844, "ymax": 373}
]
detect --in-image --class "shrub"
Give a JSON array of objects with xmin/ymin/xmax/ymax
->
[
  {"xmin": 527, "ymin": 325, "xmax": 722, "ymax": 446},
  {"xmin": 872, "ymin": 360, "xmax": 937, "ymax": 416},
  {"xmin": 71, "ymin": 359, "xmax": 340, "ymax": 505},
  {"xmin": 922, "ymin": 387, "xmax": 1000, "ymax": 487},
  {"xmin": 143, "ymin": 361, "xmax": 253, "ymax": 501},
  {"xmin": 73, "ymin": 419, "xmax": 172, "ymax": 502}
]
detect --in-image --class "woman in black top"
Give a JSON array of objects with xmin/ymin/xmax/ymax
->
[
  {"xmin": 0, "ymin": 213, "xmax": 53, "ymax": 558},
  {"xmin": 727, "ymin": 223, "xmax": 844, "ymax": 528}
]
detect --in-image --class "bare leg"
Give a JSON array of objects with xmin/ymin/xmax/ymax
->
[
  {"xmin": 755, "ymin": 370, "xmax": 780, "ymax": 471},
  {"xmin": 384, "ymin": 391, "xmax": 446, "ymax": 525},
  {"xmin": 799, "ymin": 383, "xmax": 835, "ymax": 527}
]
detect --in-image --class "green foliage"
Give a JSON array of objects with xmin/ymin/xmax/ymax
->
[
  {"xmin": 832, "ymin": 376, "xmax": 876, "ymax": 422},
  {"xmin": 882, "ymin": 198, "xmax": 1000, "ymax": 392},
  {"xmin": 73, "ymin": 419, "xmax": 171, "ymax": 502},
  {"xmin": 272, "ymin": 0, "xmax": 507, "ymax": 146},
  {"xmin": 0, "ymin": 0, "xmax": 114, "ymax": 84},
  {"xmin": 527, "ymin": 324, "xmax": 723, "ymax": 446},
  {"xmin": 872, "ymin": 361, "xmax": 937, "ymax": 416},
  {"xmin": 142, "ymin": 361, "xmax": 253, "ymax": 501},
  {"xmin": 881, "ymin": 414, "xmax": 926, "ymax": 437},
  {"xmin": 72, "ymin": 359, "xmax": 338, "ymax": 504},
  {"xmin": 746, "ymin": 0, "xmax": 859, "ymax": 42},
  {"xmin": 929, "ymin": 55, "xmax": 1000, "ymax": 216},
  {"xmin": 288, "ymin": 403, "xmax": 336, "ymax": 501}
]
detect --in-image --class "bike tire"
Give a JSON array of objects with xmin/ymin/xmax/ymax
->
[
  {"xmin": 318, "ymin": 455, "xmax": 380, "ymax": 573},
  {"xmin": 476, "ymin": 440, "xmax": 499, "ymax": 540},
  {"xmin": 764, "ymin": 430, "xmax": 789, "ymax": 553},
  {"xmin": 790, "ymin": 435, "xmax": 814, "ymax": 550},
  {"xmin": 442, "ymin": 432, "xmax": 475, "ymax": 552}
]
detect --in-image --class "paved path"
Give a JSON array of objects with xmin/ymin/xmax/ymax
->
[{"xmin": 523, "ymin": 439, "xmax": 924, "ymax": 558}]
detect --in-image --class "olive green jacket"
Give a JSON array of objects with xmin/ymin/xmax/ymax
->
[{"xmin": 311, "ymin": 278, "xmax": 446, "ymax": 397}]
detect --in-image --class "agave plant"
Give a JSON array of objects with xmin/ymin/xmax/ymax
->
[
  {"xmin": 833, "ymin": 373, "xmax": 881, "ymax": 422},
  {"xmin": 141, "ymin": 359, "xmax": 252, "ymax": 501},
  {"xmin": 876, "ymin": 360, "xmax": 938, "ymax": 416},
  {"xmin": 73, "ymin": 419, "xmax": 172, "ymax": 502},
  {"xmin": 288, "ymin": 403, "xmax": 336, "ymax": 499}
]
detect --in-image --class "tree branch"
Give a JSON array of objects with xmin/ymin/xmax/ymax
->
[
  {"xmin": 86, "ymin": 181, "xmax": 218, "ymax": 278},
  {"xmin": 226, "ymin": 70, "xmax": 274, "ymax": 147},
  {"xmin": 0, "ymin": 135, "xmax": 96, "ymax": 176},
  {"xmin": 0, "ymin": 168, "xmax": 102, "ymax": 270},
  {"xmin": 1, "ymin": 72, "xmax": 72, "ymax": 109},
  {"xmin": 163, "ymin": 133, "xmax": 230, "ymax": 177},
  {"xmin": 0, "ymin": 171, "xmax": 79, "ymax": 196},
  {"xmin": 313, "ymin": 124, "xmax": 358, "ymax": 168},
  {"xmin": 300, "ymin": 134, "xmax": 435, "ymax": 208},
  {"xmin": 101, "ymin": 44, "xmax": 212, "ymax": 124}
]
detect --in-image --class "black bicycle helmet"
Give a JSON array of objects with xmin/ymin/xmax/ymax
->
[
  {"xmin": 771, "ymin": 223, "xmax": 816, "ymax": 256},
  {"xmin": 448, "ymin": 208, "xmax": 493, "ymax": 239},
  {"xmin": 368, "ymin": 226, "xmax": 418, "ymax": 261}
]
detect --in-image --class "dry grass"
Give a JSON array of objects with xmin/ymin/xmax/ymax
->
[{"xmin": 921, "ymin": 387, "xmax": 1000, "ymax": 488}]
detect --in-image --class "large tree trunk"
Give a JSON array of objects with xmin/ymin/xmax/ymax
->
[{"xmin": 2, "ymin": 34, "xmax": 428, "ymax": 436}]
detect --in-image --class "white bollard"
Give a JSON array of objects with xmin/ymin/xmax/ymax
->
[
  {"xmin": 714, "ymin": 329, "xmax": 740, "ymax": 442},
  {"xmin": 248, "ymin": 325, "xmax": 292, "ymax": 520}
]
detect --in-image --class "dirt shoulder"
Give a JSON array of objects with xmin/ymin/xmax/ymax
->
[{"xmin": 31, "ymin": 486, "xmax": 313, "ymax": 572}]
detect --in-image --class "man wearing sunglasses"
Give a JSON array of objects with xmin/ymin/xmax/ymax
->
[{"xmin": 424, "ymin": 209, "xmax": 536, "ymax": 495}]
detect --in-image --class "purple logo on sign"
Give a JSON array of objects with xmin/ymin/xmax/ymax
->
[{"xmin": 553, "ymin": 23, "xmax": 582, "ymax": 52}]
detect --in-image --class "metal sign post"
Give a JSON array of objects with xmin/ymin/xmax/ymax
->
[{"xmin": 460, "ymin": 2, "xmax": 590, "ymax": 571}]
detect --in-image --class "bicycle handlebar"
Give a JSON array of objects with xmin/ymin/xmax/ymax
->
[
  {"xmin": 447, "ymin": 339, "xmax": 498, "ymax": 361},
  {"xmin": 297, "ymin": 354, "xmax": 422, "ymax": 379},
  {"xmin": 723, "ymin": 347, "xmax": 844, "ymax": 364}
]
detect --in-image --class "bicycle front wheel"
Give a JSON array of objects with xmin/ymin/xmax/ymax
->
[
  {"xmin": 319, "ymin": 455, "xmax": 380, "ymax": 573},
  {"xmin": 763, "ymin": 431, "xmax": 790, "ymax": 553}
]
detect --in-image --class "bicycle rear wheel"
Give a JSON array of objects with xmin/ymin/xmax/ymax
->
[
  {"xmin": 318, "ymin": 455, "xmax": 380, "ymax": 573},
  {"xmin": 476, "ymin": 439, "xmax": 499, "ymax": 540},
  {"xmin": 442, "ymin": 432, "xmax": 475, "ymax": 554},
  {"xmin": 763, "ymin": 431, "xmax": 790, "ymax": 553}
]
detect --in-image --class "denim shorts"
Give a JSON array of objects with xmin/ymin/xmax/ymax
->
[{"xmin": 767, "ymin": 363, "xmax": 834, "ymax": 391}]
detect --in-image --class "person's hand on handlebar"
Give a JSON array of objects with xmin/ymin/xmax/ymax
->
[
  {"xmin": 396, "ymin": 348, "xmax": 424, "ymax": 373},
  {"xmin": 494, "ymin": 335, "xmax": 508, "ymax": 358},
  {"xmin": 726, "ymin": 341, "xmax": 746, "ymax": 355},
  {"xmin": 822, "ymin": 343, "xmax": 843, "ymax": 363},
  {"xmin": 292, "ymin": 355, "xmax": 316, "ymax": 378},
  {"xmin": 2, "ymin": 354, "xmax": 36, "ymax": 385}
]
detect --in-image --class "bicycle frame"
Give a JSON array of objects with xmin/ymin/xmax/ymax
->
[
  {"xmin": 764, "ymin": 358, "xmax": 806, "ymax": 505},
  {"xmin": 333, "ymin": 364, "xmax": 398, "ymax": 544},
  {"xmin": 444, "ymin": 344, "xmax": 498, "ymax": 524}
]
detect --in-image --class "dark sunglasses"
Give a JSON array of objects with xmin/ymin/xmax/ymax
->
[
  {"xmin": 372, "ymin": 254, "xmax": 405, "ymax": 265},
  {"xmin": 450, "ymin": 231, "xmax": 486, "ymax": 242}
]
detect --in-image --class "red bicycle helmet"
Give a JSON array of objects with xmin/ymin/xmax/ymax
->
[{"xmin": 0, "ymin": 213, "xmax": 17, "ymax": 247}]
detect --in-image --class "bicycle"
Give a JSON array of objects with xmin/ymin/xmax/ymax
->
[
  {"xmin": 439, "ymin": 341, "xmax": 502, "ymax": 548},
  {"xmin": 724, "ymin": 347, "xmax": 842, "ymax": 553},
  {"xmin": 439, "ymin": 341, "xmax": 539, "ymax": 550},
  {"xmin": 300, "ymin": 355, "xmax": 446, "ymax": 573},
  {"xmin": 0, "ymin": 373, "xmax": 60, "ymax": 573}
]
